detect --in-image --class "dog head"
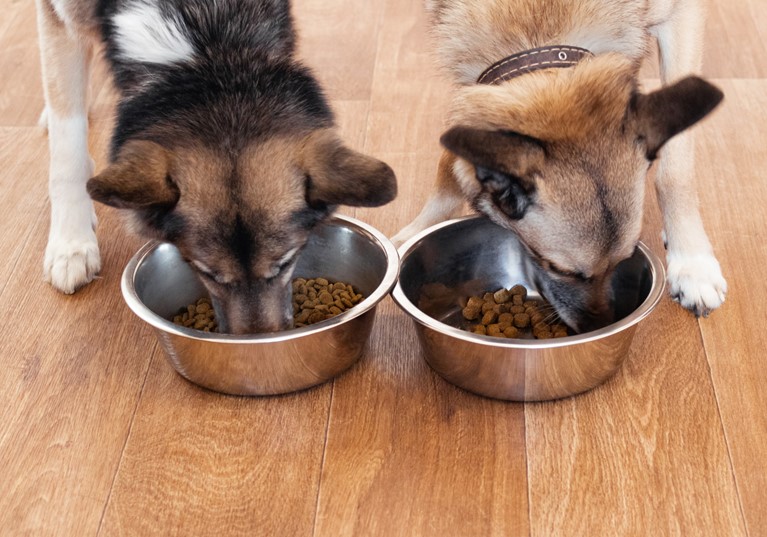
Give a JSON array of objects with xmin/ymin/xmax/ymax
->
[
  {"xmin": 442, "ymin": 54, "xmax": 722, "ymax": 332},
  {"xmin": 88, "ymin": 62, "xmax": 395, "ymax": 334}
]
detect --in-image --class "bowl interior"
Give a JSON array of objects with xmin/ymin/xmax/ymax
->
[
  {"xmin": 397, "ymin": 217, "xmax": 655, "ymax": 336},
  {"xmin": 132, "ymin": 218, "xmax": 393, "ymax": 322}
]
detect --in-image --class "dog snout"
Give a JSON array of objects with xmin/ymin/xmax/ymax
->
[
  {"xmin": 210, "ymin": 286, "xmax": 293, "ymax": 335},
  {"xmin": 574, "ymin": 306, "xmax": 614, "ymax": 333}
]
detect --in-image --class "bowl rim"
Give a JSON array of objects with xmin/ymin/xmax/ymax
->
[
  {"xmin": 391, "ymin": 215, "xmax": 666, "ymax": 349},
  {"xmin": 121, "ymin": 214, "xmax": 400, "ymax": 343}
]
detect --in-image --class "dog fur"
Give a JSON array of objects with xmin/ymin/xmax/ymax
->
[
  {"xmin": 393, "ymin": 0, "xmax": 725, "ymax": 332},
  {"xmin": 36, "ymin": 0, "xmax": 396, "ymax": 333}
]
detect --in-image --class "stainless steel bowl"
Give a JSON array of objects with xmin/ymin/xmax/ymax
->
[
  {"xmin": 122, "ymin": 215, "xmax": 399, "ymax": 396},
  {"xmin": 392, "ymin": 216, "xmax": 665, "ymax": 401}
]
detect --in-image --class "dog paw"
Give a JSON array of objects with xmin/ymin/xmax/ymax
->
[
  {"xmin": 666, "ymin": 252, "xmax": 727, "ymax": 317},
  {"xmin": 44, "ymin": 237, "xmax": 101, "ymax": 294}
]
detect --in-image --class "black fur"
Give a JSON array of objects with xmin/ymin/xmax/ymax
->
[{"xmin": 95, "ymin": 0, "xmax": 333, "ymax": 159}]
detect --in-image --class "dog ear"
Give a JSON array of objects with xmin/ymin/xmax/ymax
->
[
  {"xmin": 87, "ymin": 140, "xmax": 179, "ymax": 209},
  {"xmin": 633, "ymin": 76, "xmax": 723, "ymax": 160},
  {"xmin": 303, "ymin": 132, "xmax": 397, "ymax": 208},
  {"xmin": 441, "ymin": 127, "xmax": 544, "ymax": 219}
]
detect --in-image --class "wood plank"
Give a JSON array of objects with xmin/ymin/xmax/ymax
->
[
  {"xmin": 292, "ymin": 0, "xmax": 385, "ymax": 101},
  {"xmin": 697, "ymin": 79, "xmax": 767, "ymax": 537},
  {"xmin": 0, "ymin": 4, "xmax": 45, "ymax": 126},
  {"xmin": 98, "ymin": 357, "xmax": 333, "ymax": 536},
  {"xmin": 313, "ymin": 2, "xmax": 529, "ymax": 535},
  {"xmin": 0, "ymin": 204, "xmax": 151, "ymax": 535},
  {"xmin": 524, "ymin": 135, "xmax": 747, "ymax": 535}
]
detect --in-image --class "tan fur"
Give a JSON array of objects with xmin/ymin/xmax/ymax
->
[{"xmin": 395, "ymin": 0, "xmax": 726, "ymax": 330}]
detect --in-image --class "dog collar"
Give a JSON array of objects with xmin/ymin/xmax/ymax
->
[{"xmin": 477, "ymin": 45, "xmax": 593, "ymax": 85}]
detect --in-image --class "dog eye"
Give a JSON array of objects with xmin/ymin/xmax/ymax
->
[
  {"xmin": 265, "ymin": 248, "xmax": 300, "ymax": 281},
  {"xmin": 192, "ymin": 260, "xmax": 227, "ymax": 285}
]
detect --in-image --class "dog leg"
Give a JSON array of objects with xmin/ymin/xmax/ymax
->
[
  {"xmin": 391, "ymin": 150, "xmax": 465, "ymax": 246},
  {"xmin": 651, "ymin": 0, "xmax": 726, "ymax": 316},
  {"xmin": 36, "ymin": 0, "xmax": 100, "ymax": 294}
]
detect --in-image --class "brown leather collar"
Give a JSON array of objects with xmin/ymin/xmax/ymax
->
[{"xmin": 477, "ymin": 46, "xmax": 593, "ymax": 85}]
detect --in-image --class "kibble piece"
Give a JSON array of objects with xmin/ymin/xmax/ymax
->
[
  {"xmin": 503, "ymin": 326, "xmax": 520, "ymax": 338},
  {"xmin": 510, "ymin": 284, "xmax": 527, "ymax": 297},
  {"xmin": 513, "ymin": 313, "xmax": 530, "ymax": 328},
  {"xmin": 461, "ymin": 284, "xmax": 569, "ymax": 340},
  {"xmin": 481, "ymin": 310, "xmax": 498, "ymax": 326},
  {"xmin": 171, "ymin": 276, "xmax": 363, "ymax": 333},
  {"xmin": 487, "ymin": 324, "xmax": 504, "ymax": 337},
  {"xmin": 462, "ymin": 305, "xmax": 481, "ymax": 321},
  {"xmin": 473, "ymin": 325, "xmax": 487, "ymax": 335},
  {"xmin": 466, "ymin": 296, "xmax": 484, "ymax": 310},
  {"xmin": 493, "ymin": 288, "xmax": 511, "ymax": 304}
]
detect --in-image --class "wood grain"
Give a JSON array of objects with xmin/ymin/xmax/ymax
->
[
  {"xmin": 0, "ymin": 0, "xmax": 765, "ymax": 535},
  {"xmin": 696, "ymin": 80, "xmax": 767, "ymax": 537}
]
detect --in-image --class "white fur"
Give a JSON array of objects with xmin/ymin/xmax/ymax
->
[
  {"xmin": 391, "ymin": 191, "xmax": 464, "ymax": 247},
  {"xmin": 113, "ymin": 0, "xmax": 194, "ymax": 65},
  {"xmin": 44, "ymin": 114, "xmax": 101, "ymax": 294},
  {"xmin": 666, "ymin": 251, "xmax": 727, "ymax": 315}
]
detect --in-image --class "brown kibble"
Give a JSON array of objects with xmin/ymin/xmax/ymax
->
[
  {"xmin": 473, "ymin": 325, "xmax": 487, "ymax": 335},
  {"xmin": 487, "ymin": 324, "xmax": 504, "ymax": 337},
  {"xmin": 481, "ymin": 301, "xmax": 496, "ymax": 314},
  {"xmin": 307, "ymin": 311, "xmax": 326, "ymax": 324},
  {"xmin": 493, "ymin": 288, "xmax": 511, "ymax": 304},
  {"xmin": 497, "ymin": 321, "xmax": 511, "ymax": 331},
  {"xmin": 512, "ymin": 294, "xmax": 524, "ymax": 306},
  {"xmin": 295, "ymin": 309, "xmax": 312, "ymax": 324},
  {"xmin": 466, "ymin": 296, "xmax": 484, "ymax": 310},
  {"xmin": 498, "ymin": 312, "xmax": 514, "ymax": 324},
  {"xmin": 462, "ymin": 305, "xmax": 481, "ymax": 321},
  {"xmin": 503, "ymin": 326, "xmax": 520, "ymax": 338},
  {"xmin": 513, "ymin": 313, "xmax": 530, "ymax": 328},
  {"xmin": 509, "ymin": 285, "xmax": 527, "ymax": 297},
  {"xmin": 510, "ymin": 305, "xmax": 525, "ymax": 314},
  {"xmin": 481, "ymin": 310, "xmax": 498, "ymax": 326},
  {"xmin": 523, "ymin": 300, "xmax": 537, "ymax": 309},
  {"xmin": 172, "ymin": 277, "xmax": 364, "ymax": 333}
]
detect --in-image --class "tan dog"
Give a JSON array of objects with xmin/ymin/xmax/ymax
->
[{"xmin": 394, "ymin": 0, "xmax": 725, "ymax": 332}]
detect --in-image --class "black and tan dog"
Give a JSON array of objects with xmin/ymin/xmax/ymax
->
[
  {"xmin": 36, "ymin": 0, "xmax": 396, "ymax": 333},
  {"xmin": 394, "ymin": 0, "xmax": 725, "ymax": 332}
]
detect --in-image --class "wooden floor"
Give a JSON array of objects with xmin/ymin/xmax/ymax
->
[{"xmin": 1, "ymin": 1, "xmax": 766, "ymax": 535}]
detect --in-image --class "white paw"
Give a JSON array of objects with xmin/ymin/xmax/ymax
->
[
  {"xmin": 44, "ymin": 235, "xmax": 101, "ymax": 295},
  {"xmin": 666, "ymin": 251, "xmax": 727, "ymax": 317}
]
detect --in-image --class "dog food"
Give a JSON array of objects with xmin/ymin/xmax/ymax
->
[
  {"xmin": 461, "ymin": 285, "xmax": 570, "ymax": 339},
  {"xmin": 171, "ymin": 277, "xmax": 364, "ymax": 332},
  {"xmin": 292, "ymin": 277, "xmax": 364, "ymax": 327},
  {"xmin": 172, "ymin": 297, "xmax": 217, "ymax": 332}
]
